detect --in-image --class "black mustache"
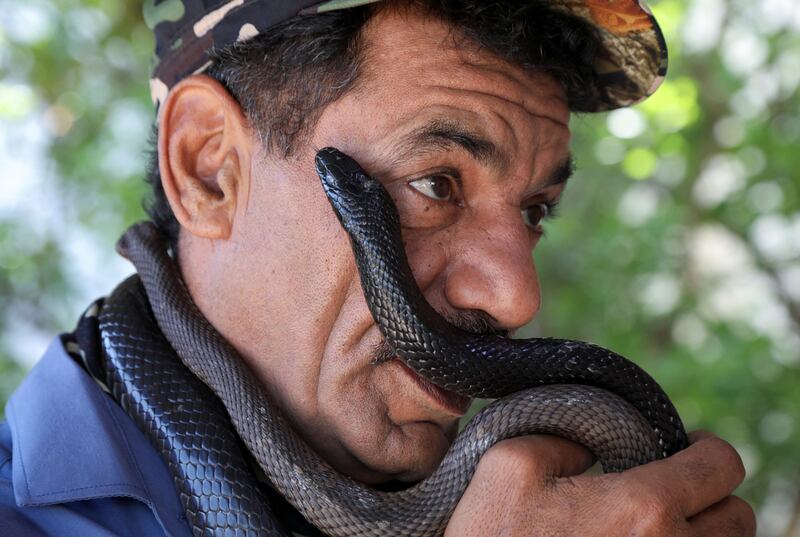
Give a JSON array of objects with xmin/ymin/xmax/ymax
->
[{"xmin": 371, "ymin": 309, "xmax": 509, "ymax": 365}]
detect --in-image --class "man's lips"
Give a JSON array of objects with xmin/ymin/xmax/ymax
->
[{"xmin": 395, "ymin": 359, "xmax": 472, "ymax": 416}]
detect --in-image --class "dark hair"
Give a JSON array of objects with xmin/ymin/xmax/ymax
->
[{"xmin": 144, "ymin": 0, "xmax": 601, "ymax": 254}]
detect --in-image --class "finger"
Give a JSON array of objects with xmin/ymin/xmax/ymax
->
[
  {"xmin": 481, "ymin": 435, "xmax": 595, "ymax": 484},
  {"xmin": 618, "ymin": 432, "xmax": 746, "ymax": 517},
  {"xmin": 688, "ymin": 496, "xmax": 756, "ymax": 536}
]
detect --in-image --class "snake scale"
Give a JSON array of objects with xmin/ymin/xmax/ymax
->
[{"xmin": 101, "ymin": 147, "xmax": 687, "ymax": 536}]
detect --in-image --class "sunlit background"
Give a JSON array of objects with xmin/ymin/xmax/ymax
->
[{"xmin": 1, "ymin": 0, "xmax": 798, "ymax": 534}]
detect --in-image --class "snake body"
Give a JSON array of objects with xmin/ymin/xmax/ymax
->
[{"xmin": 103, "ymin": 147, "xmax": 687, "ymax": 536}]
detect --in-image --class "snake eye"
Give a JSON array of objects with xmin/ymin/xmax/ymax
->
[
  {"xmin": 409, "ymin": 176, "xmax": 454, "ymax": 201},
  {"xmin": 522, "ymin": 202, "xmax": 550, "ymax": 229}
]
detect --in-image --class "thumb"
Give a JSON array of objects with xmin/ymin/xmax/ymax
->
[{"xmin": 481, "ymin": 434, "xmax": 595, "ymax": 483}]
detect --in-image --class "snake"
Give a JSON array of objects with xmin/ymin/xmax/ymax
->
[{"xmin": 103, "ymin": 146, "xmax": 688, "ymax": 536}]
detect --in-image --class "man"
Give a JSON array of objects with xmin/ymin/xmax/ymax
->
[{"xmin": 0, "ymin": 0, "xmax": 756, "ymax": 535}]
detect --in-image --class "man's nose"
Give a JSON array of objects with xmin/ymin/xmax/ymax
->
[{"xmin": 442, "ymin": 218, "xmax": 541, "ymax": 332}]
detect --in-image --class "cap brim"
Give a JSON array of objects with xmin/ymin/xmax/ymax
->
[{"xmin": 149, "ymin": 0, "xmax": 667, "ymax": 113}]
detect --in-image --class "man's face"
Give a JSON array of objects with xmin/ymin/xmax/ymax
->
[{"xmin": 205, "ymin": 7, "xmax": 571, "ymax": 483}]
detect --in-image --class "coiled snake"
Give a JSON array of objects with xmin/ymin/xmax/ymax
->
[{"xmin": 105, "ymin": 147, "xmax": 687, "ymax": 536}]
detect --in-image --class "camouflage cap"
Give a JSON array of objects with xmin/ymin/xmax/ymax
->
[{"xmin": 145, "ymin": 0, "xmax": 667, "ymax": 114}]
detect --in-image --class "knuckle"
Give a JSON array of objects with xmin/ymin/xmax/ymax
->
[
  {"xmin": 637, "ymin": 508, "xmax": 683, "ymax": 535},
  {"xmin": 616, "ymin": 481, "xmax": 680, "ymax": 532},
  {"xmin": 480, "ymin": 440, "xmax": 548, "ymax": 487},
  {"xmin": 708, "ymin": 437, "xmax": 747, "ymax": 482},
  {"xmin": 726, "ymin": 496, "xmax": 757, "ymax": 536}
]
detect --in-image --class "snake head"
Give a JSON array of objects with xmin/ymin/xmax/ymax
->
[
  {"xmin": 315, "ymin": 147, "xmax": 377, "ymax": 200},
  {"xmin": 315, "ymin": 146, "xmax": 367, "ymax": 186},
  {"xmin": 315, "ymin": 147, "xmax": 398, "ymax": 234}
]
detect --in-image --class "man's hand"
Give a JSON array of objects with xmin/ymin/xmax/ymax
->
[{"xmin": 445, "ymin": 431, "xmax": 756, "ymax": 536}]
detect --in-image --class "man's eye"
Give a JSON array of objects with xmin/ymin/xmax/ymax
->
[
  {"xmin": 408, "ymin": 176, "xmax": 454, "ymax": 201},
  {"xmin": 521, "ymin": 202, "xmax": 551, "ymax": 229}
]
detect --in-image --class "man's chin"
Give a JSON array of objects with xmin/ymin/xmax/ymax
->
[{"xmin": 347, "ymin": 419, "xmax": 459, "ymax": 484}]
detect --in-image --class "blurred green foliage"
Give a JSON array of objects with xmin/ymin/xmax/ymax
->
[{"xmin": 1, "ymin": 0, "xmax": 798, "ymax": 534}]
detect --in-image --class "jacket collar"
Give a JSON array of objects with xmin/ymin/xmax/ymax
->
[{"xmin": 6, "ymin": 336, "xmax": 191, "ymax": 537}]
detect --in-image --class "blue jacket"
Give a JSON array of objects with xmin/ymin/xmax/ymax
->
[{"xmin": 0, "ymin": 335, "xmax": 193, "ymax": 537}]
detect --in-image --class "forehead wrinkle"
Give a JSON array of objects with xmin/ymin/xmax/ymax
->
[
  {"xmin": 479, "ymin": 108, "xmax": 571, "ymax": 192},
  {"xmin": 455, "ymin": 57, "xmax": 558, "ymax": 107},
  {"xmin": 422, "ymin": 84, "xmax": 570, "ymax": 128},
  {"xmin": 401, "ymin": 43, "xmax": 566, "ymax": 116},
  {"xmin": 490, "ymin": 109, "xmax": 519, "ymax": 166}
]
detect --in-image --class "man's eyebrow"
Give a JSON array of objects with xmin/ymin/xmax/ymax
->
[
  {"xmin": 391, "ymin": 118, "xmax": 509, "ymax": 172},
  {"xmin": 389, "ymin": 119, "xmax": 574, "ymax": 190},
  {"xmin": 541, "ymin": 154, "xmax": 576, "ymax": 190}
]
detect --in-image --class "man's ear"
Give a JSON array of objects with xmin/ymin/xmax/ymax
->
[{"xmin": 158, "ymin": 74, "xmax": 251, "ymax": 240}]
